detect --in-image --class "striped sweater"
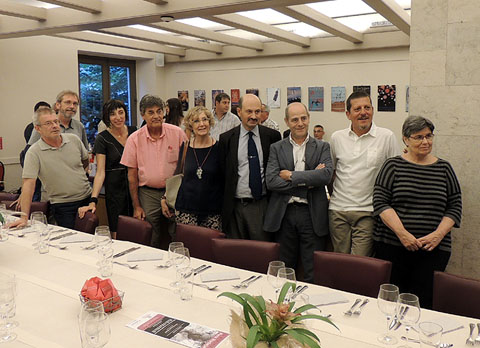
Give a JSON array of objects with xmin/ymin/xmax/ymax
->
[{"xmin": 373, "ymin": 156, "xmax": 462, "ymax": 252}]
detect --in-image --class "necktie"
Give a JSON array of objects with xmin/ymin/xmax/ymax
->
[{"xmin": 248, "ymin": 131, "xmax": 262, "ymax": 200}]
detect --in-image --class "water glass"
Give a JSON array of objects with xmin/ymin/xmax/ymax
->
[
  {"xmin": 377, "ymin": 283, "xmax": 399, "ymax": 345},
  {"xmin": 97, "ymin": 247, "xmax": 114, "ymax": 277},
  {"xmin": 397, "ymin": 293, "xmax": 421, "ymax": 348},
  {"xmin": 177, "ymin": 266, "xmax": 194, "ymax": 301},
  {"xmin": 0, "ymin": 273, "xmax": 18, "ymax": 330},
  {"xmin": 418, "ymin": 321, "xmax": 443, "ymax": 348},
  {"xmin": 80, "ymin": 311, "xmax": 110, "ymax": 348},
  {"xmin": 277, "ymin": 267, "xmax": 296, "ymax": 301},
  {"xmin": 95, "ymin": 226, "xmax": 112, "ymax": 249},
  {"xmin": 0, "ymin": 282, "xmax": 16, "ymax": 343},
  {"xmin": 79, "ymin": 300, "xmax": 106, "ymax": 348},
  {"xmin": 31, "ymin": 212, "xmax": 50, "ymax": 254}
]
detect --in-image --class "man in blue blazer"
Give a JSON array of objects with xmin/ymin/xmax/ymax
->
[{"xmin": 264, "ymin": 102, "xmax": 333, "ymax": 282}]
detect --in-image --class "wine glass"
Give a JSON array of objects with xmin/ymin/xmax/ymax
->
[
  {"xmin": 397, "ymin": 293, "xmax": 421, "ymax": 348},
  {"xmin": 167, "ymin": 242, "xmax": 184, "ymax": 267},
  {"xmin": 81, "ymin": 311, "xmax": 110, "ymax": 348},
  {"xmin": 170, "ymin": 247, "xmax": 190, "ymax": 288},
  {"xmin": 0, "ymin": 282, "xmax": 16, "ymax": 343},
  {"xmin": 94, "ymin": 226, "xmax": 112, "ymax": 249},
  {"xmin": 277, "ymin": 267, "xmax": 296, "ymax": 302},
  {"xmin": 267, "ymin": 261, "xmax": 285, "ymax": 293},
  {"xmin": 377, "ymin": 283, "xmax": 399, "ymax": 345}
]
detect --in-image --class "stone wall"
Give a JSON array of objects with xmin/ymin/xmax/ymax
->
[{"xmin": 410, "ymin": 0, "xmax": 480, "ymax": 278}]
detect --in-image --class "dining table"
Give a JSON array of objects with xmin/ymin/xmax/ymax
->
[{"xmin": 0, "ymin": 224, "xmax": 477, "ymax": 348}]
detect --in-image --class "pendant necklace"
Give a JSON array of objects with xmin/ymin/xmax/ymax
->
[{"xmin": 193, "ymin": 137, "xmax": 213, "ymax": 179}]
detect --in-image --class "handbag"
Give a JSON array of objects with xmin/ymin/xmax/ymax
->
[{"xmin": 165, "ymin": 140, "xmax": 189, "ymax": 209}]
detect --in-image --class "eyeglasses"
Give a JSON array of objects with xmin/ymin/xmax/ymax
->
[
  {"xmin": 409, "ymin": 133, "xmax": 434, "ymax": 142},
  {"xmin": 40, "ymin": 120, "xmax": 60, "ymax": 127}
]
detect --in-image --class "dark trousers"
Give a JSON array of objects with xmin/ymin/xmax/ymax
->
[
  {"xmin": 229, "ymin": 197, "xmax": 270, "ymax": 241},
  {"xmin": 276, "ymin": 203, "xmax": 327, "ymax": 283},
  {"xmin": 375, "ymin": 241, "xmax": 450, "ymax": 309},
  {"xmin": 50, "ymin": 197, "xmax": 90, "ymax": 229}
]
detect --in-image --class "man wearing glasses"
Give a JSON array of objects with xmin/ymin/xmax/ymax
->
[
  {"xmin": 329, "ymin": 91, "xmax": 400, "ymax": 256},
  {"xmin": 11, "ymin": 107, "xmax": 92, "ymax": 229}
]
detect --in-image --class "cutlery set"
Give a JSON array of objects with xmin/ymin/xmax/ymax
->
[
  {"xmin": 232, "ymin": 275, "xmax": 262, "ymax": 288},
  {"xmin": 344, "ymin": 298, "xmax": 369, "ymax": 316},
  {"xmin": 466, "ymin": 323, "xmax": 480, "ymax": 346},
  {"xmin": 389, "ymin": 305, "xmax": 409, "ymax": 331}
]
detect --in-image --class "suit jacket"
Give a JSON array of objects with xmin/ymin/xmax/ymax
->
[
  {"xmin": 263, "ymin": 137, "xmax": 333, "ymax": 237},
  {"xmin": 219, "ymin": 124, "xmax": 281, "ymax": 231}
]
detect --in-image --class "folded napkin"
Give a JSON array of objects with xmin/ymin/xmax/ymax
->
[
  {"xmin": 200, "ymin": 271, "xmax": 240, "ymax": 283},
  {"xmin": 81, "ymin": 277, "xmax": 122, "ymax": 313},
  {"xmin": 127, "ymin": 252, "xmax": 163, "ymax": 262},
  {"xmin": 59, "ymin": 234, "xmax": 92, "ymax": 243},
  {"xmin": 309, "ymin": 292, "xmax": 350, "ymax": 306}
]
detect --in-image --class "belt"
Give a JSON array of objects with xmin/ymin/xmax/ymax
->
[
  {"xmin": 289, "ymin": 201, "xmax": 308, "ymax": 207},
  {"xmin": 141, "ymin": 186, "xmax": 164, "ymax": 191},
  {"xmin": 235, "ymin": 196, "xmax": 264, "ymax": 204}
]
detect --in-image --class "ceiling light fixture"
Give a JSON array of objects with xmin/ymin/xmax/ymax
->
[{"xmin": 160, "ymin": 15, "xmax": 174, "ymax": 22}]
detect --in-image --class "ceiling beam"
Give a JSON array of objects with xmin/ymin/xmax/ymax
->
[
  {"xmin": 205, "ymin": 14, "xmax": 310, "ymax": 47},
  {"xmin": 39, "ymin": 0, "xmax": 102, "ymax": 14},
  {"xmin": 0, "ymin": 0, "xmax": 46, "ymax": 21},
  {"xmin": 98, "ymin": 26, "xmax": 223, "ymax": 54},
  {"xmin": 54, "ymin": 31, "xmax": 186, "ymax": 56},
  {"xmin": 142, "ymin": 0, "xmax": 168, "ymax": 4},
  {"xmin": 0, "ymin": 0, "xmax": 316, "ymax": 39},
  {"xmin": 148, "ymin": 21, "xmax": 264, "ymax": 51},
  {"xmin": 275, "ymin": 5, "xmax": 363, "ymax": 43},
  {"xmin": 362, "ymin": 0, "xmax": 410, "ymax": 35}
]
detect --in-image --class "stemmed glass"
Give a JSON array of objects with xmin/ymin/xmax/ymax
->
[
  {"xmin": 267, "ymin": 261, "xmax": 285, "ymax": 293},
  {"xmin": 397, "ymin": 293, "xmax": 421, "ymax": 348},
  {"xmin": 277, "ymin": 267, "xmax": 296, "ymax": 302},
  {"xmin": 166, "ymin": 242, "xmax": 184, "ymax": 268},
  {"xmin": 0, "ymin": 281, "xmax": 16, "ymax": 343},
  {"xmin": 170, "ymin": 247, "xmax": 190, "ymax": 289},
  {"xmin": 377, "ymin": 283, "xmax": 399, "ymax": 345}
]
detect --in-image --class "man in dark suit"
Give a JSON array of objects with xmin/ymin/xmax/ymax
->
[
  {"xmin": 264, "ymin": 102, "xmax": 333, "ymax": 282},
  {"xmin": 219, "ymin": 94, "xmax": 281, "ymax": 240}
]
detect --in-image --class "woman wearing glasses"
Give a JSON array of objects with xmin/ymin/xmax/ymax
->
[{"xmin": 373, "ymin": 115, "xmax": 462, "ymax": 309}]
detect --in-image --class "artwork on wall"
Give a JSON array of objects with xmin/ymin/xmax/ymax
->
[
  {"xmin": 287, "ymin": 87, "xmax": 301, "ymax": 105},
  {"xmin": 378, "ymin": 85, "xmax": 396, "ymax": 112},
  {"xmin": 246, "ymin": 88, "xmax": 259, "ymax": 96},
  {"xmin": 353, "ymin": 85, "xmax": 371, "ymax": 96},
  {"xmin": 405, "ymin": 86, "xmax": 409, "ymax": 112},
  {"xmin": 178, "ymin": 90, "xmax": 189, "ymax": 111},
  {"xmin": 212, "ymin": 89, "xmax": 224, "ymax": 107},
  {"xmin": 308, "ymin": 87, "xmax": 324, "ymax": 111},
  {"xmin": 231, "ymin": 89, "xmax": 240, "ymax": 115},
  {"xmin": 194, "ymin": 90, "xmax": 205, "ymax": 107},
  {"xmin": 331, "ymin": 86, "xmax": 346, "ymax": 112},
  {"xmin": 266, "ymin": 88, "xmax": 281, "ymax": 109}
]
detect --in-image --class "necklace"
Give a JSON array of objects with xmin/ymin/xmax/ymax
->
[{"xmin": 192, "ymin": 137, "xmax": 213, "ymax": 179}]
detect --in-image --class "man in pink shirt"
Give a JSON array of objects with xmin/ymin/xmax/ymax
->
[{"xmin": 121, "ymin": 94, "xmax": 187, "ymax": 249}]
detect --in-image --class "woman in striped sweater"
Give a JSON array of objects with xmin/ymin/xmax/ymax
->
[{"xmin": 373, "ymin": 115, "xmax": 462, "ymax": 309}]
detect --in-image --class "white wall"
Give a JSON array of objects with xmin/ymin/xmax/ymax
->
[{"xmin": 158, "ymin": 47, "xmax": 410, "ymax": 143}]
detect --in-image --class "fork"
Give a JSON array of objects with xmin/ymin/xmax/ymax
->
[
  {"xmin": 113, "ymin": 261, "xmax": 138, "ymax": 269},
  {"xmin": 344, "ymin": 298, "xmax": 361, "ymax": 316},
  {"xmin": 353, "ymin": 298, "xmax": 369, "ymax": 315},
  {"xmin": 232, "ymin": 276, "xmax": 256, "ymax": 288},
  {"xmin": 467, "ymin": 323, "xmax": 476, "ymax": 346},
  {"xmin": 241, "ymin": 275, "xmax": 262, "ymax": 288},
  {"xmin": 475, "ymin": 323, "xmax": 480, "ymax": 345}
]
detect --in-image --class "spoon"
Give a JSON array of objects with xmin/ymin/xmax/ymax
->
[
  {"xmin": 48, "ymin": 243, "xmax": 67, "ymax": 250},
  {"xmin": 113, "ymin": 261, "xmax": 138, "ymax": 269}
]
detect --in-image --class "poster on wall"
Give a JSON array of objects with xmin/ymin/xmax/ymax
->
[
  {"xmin": 231, "ymin": 89, "xmax": 240, "ymax": 115},
  {"xmin": 331, "ymin": 86, "xmax": 346, "ymax": 112},
  {"xmin": 194, "ymin": 90, "xmax": 206, "ymax": 107},
  {"xmin": 405, "ymin": 86, "xmax": 409, "ymax": 112},
  {"xmin": 353, "ymin": 85, "xmax": 371, "ymax": 96},
  {"xmin": 308, "ymin": 87, "xmax": 324, "ymax": 111},
  {"xmin": 212, "ymin": 89, "xmax": 224, "ymax": 107},
  {"xmin": 287, "ymin": 87, "xmax": 301, "ymax": 105},
  {"xmin": 378, "ymin": 85, "xmax": 396, "ymax": 112},
  {"xmin": 246, "ymin": 88, "xmax": 259, "ymax": 96},
  {"xmin": 266, "ymin": 88, "xmax": 281, "ymax": 109},
  {"xmin": 177, "ymin": 90, "xmax": 189, "ymax": 111}
]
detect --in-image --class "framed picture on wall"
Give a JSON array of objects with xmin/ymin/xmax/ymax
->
[
  {"xmin": 178, "ymin": 90, "xmax": 189, "ymax": 111},
  {"xmin": 212, "ymin": 89, "xmax": 224, "ymax": 107},
  {"xmin": 405, "ymin": 86, "xmax": 409, "ymax": 112},
  {"xmin": 194, "ymin": 90, "xmax": 205, "ymax": 107},
  {"xmin": 267, "ymin": 88, "xmax": 280, "ymax": 108},
  {"xmin": 287, "ymin": 87, "xmax": 301, "ymax": 105},
  {"xmin": 378, "ymin": 85, "xmax": 396, "ymax": 112},
  {"xmin": 331, "ymin": 86, "xmax": 346, "ymax": 112},
  {"xmin": 231, "ymin": 89, "xmax": 240, "ymax": 115},
  {"xmin": 308, "ymin": 87, "xmax": 324, "ymax": 111},
  {"xmin": 353, "ymin": 85, "xmax": 371, "ymax": 96},
  {"xmin": 246, "ymin": 88, "xmax": 259, "ymax": 96}
]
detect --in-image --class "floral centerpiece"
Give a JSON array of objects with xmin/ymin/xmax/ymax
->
[{"xmin": 218, "ymin": 282, "xmax": 338, "ymax": 348}]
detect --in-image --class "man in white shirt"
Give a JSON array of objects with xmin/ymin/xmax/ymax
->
[
  {"xmin": 329, "ymin": 91, "xmax": 400, "ymax": 256},
  {"xmin": 210, "ymin": 92, "xmax": 241, "ymax": 140},
  {"xmin": 260, "ymin": 103, "xmax": 280, "ymax": 131}
]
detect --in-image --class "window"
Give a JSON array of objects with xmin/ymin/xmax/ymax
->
[{"xmin": 78, "ymin": 55, "xmax": 137, "ymax": 146}]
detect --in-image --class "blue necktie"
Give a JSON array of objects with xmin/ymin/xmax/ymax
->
[{"xmin": 248, "ymin": 131, "xmax": 262, "ymax": 200}]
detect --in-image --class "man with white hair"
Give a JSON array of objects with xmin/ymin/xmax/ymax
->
[{"xmin": 260, "ymin": 103, "xmax": 280, "ymax": 131}]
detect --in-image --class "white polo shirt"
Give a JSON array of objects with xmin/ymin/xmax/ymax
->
[{"xmin": 329, "ymin": 122, "xmax": 400, "ymax": 212}]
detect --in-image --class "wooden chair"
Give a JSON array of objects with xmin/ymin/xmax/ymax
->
[
  {"xmin": 211, "ymin": 238, "xmax": 280, "ymax": 273},
  {"xmin": 174, "ymin": 224, "xmax": 225, "ymax": 262},
  {"xmin": 73, "ymin": 211, "xmax": 99, "ymax": 234},
  {"xmin": 1, "ymin": 200, "xmax": 49, "ymax": 216},
  {"xmin": 432, "ymin": 271, "xmax": 480, "ymax": 319},
  {"xmin": 313, "ymin": 251, "xmax": 392, "ymax": 297},
  {"xmin": 116, "ymin": 215, "xmax": 153, "ymax": 246},
  {"xmin": 0, "ymin": 193, "xmax": 19, "ymax": 202}
]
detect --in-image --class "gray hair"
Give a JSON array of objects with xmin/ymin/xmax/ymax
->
[
  {"xmin": 56, "ymin": 90, "xmax": 79, "ymax": 103},
  {"xmin": 285, "ymin": 102, "xmax": 309, "ymax": 119},
  {"xmin": 139, "ymin": 94, "xmax": 164, "ymax": 115},
  {"xmin": 262, "ymin": 104, "xmax": 270, "ymax": 113},
  {"xmin": 184, "ymin": 106, "xmax": 215, "ymax": 134},
  {"xmin": 402, "ymin": 115, "xmax": 435, "ymax": 138},
  {"xmin": 32, "ymin": 107, "xmax": 55, "ymax": 126}
]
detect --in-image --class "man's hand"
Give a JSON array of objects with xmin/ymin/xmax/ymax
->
[
  {"xmin": 161, "ymin": 199, "xmax": 173, "ymax": 218},
  {"xmin": 315, "ymin": 163, "xmax": 325, "ymax": 170},
  {"xmin": 279, "ymin": 170, "xmax": 292, "ymax": 181},
  {"xmin": 8, "ymin": 216, "xmax": 28, "ymax": 229},
  {"xmin": 133, "ymin": 206, "xmax": 146, "ymax": 220},
  {"xmin": 78, "ymin": 203, "xmax": 96, "ymax": 219}
]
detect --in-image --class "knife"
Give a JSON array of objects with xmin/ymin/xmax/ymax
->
[
  {"xmin": 194, "ymin": 265, "xmax": 211, "ymax": 275},
  {"xmin": 192, "ymin": 264, "xmax": 207, "ymax": 273},
  {"xmin": 291, "ymin": 285, "xmax": 308, "ymax": 300},
  {"xmin": 50, "ymin": 231, "xmax": 76, "ymax": 241},
  {"xmin": 113, "ymin": 246, "xmax": 141, "ymax": 258}
]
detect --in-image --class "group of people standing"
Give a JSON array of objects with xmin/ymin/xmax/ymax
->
[{"xmin": 12, "ymin": 89, "xmax": 461, "ymax": 309}]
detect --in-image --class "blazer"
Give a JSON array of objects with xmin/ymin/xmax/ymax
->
[
  {"xmin": 263, "ymin": 137, "xmax": 333, "ymax": 237},
  {"xmin": 219, "ymin": 124, "xmax": 281, "ymax": 231}
]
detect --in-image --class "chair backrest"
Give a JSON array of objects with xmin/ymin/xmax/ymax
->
[
  {"xmin": 0, "ymin": 161, "xmax": 4, "ymax": 191},
  {"xmin": 433, "ymin": 271, "xmax": 480, "ymax": 319},
  {"xmin": 74, "ymin": 211, "xmax": 99, "ymax": 234},
  {"xmin": 174, "ymin": 224, "xmax": 225, "ymax": 262},
  {"xmin": 313, "ymin": 251, "xmax": 392, "ymax": 297},
  {"xmin": 116, "ymin": 215, "xmax": 153, "ymax": 246},
  {"xmin": 0, "ymin": 192, "xmax": 20, "ymax": 202},
  {"xmin": 211, "ymin": 238, "xmax": 280, "ymax": 273},
  {"xmin": 1, "ymin": 200, "xmax": 48, "ymax": 215}
]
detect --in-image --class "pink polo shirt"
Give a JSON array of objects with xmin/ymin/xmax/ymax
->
[{"xmin": 121, "ymin": 124, "xmax": 187, "ymax": 188}]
